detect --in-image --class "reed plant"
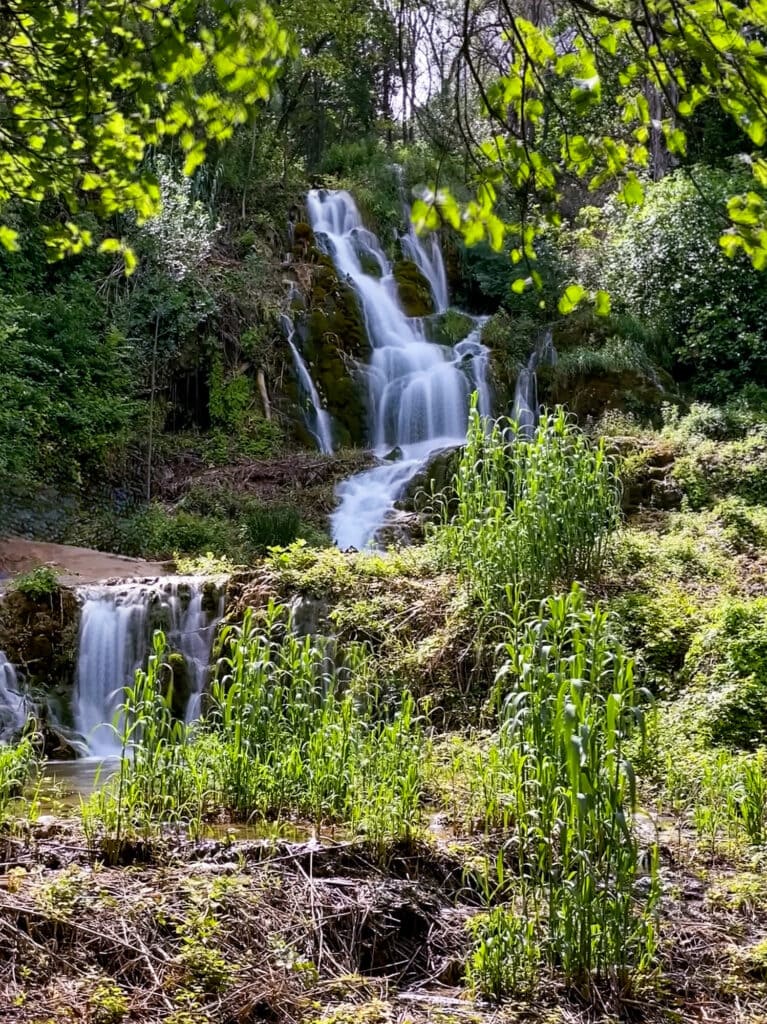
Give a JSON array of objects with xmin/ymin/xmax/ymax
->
[
  {"xmin": 434, "ymin": 401, "xmax": 621, "ymax": 609},
  {"xmin": 83, "ymin": 605, "xmax": 428, "ymax": 854},
  {"xmin": 0, "ymin": 737, "xmax": 37, "ymax": 821},
  {"xmin": 208, "ymin": 604, "xmax": 427, "ymax": 845},
  {"xmin": 464, "ymin": 586, "xmax": 659, "ymax": 999},
  {"xmin": 82, "ymin": 632, "xmax": 207, "ymax": 853}
]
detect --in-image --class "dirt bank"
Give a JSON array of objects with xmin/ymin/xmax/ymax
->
[{"xmin": 0, "ymin": 537, "xmax": 171, "ymax": 588}]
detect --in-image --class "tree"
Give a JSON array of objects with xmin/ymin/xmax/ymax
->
[
  {"xmin": 0, "ymin": 0, "xmax": 289, "ymax": 263},
  {"xmin": 410, "ymin": 0, "xmax": 767, "ymax": 307}
]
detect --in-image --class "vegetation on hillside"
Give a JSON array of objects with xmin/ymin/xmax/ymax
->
[{"xmin": 1, "ymin": 2, "xmax": 767, "ymax": 1022}]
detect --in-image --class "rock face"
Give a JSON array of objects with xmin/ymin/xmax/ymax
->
[
  {"xmin": 0, "ymin": 587, "xmax": 80, "ymax": 689},
  {"xmin": 611, "ymin": 437, "xmax": 683, "ymax": 511},
  {"xmin": 286, "ymin": 225, "xmax": 371, "ymax": 448},
  {"xmin": 399, "ymin": 446, "xmax": 462, "ymax": 515},
  {"xmin": 0, "ymin": 584, "xmax": 81, "ymax": 747},
  {"xmin": 392, "ymin": 259, "xmax": 435, "ymax": 318}
]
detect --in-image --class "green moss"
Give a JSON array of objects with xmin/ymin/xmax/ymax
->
[
  {"xmin": 391, "ymin": 259, "xmax": 434, "ymax": 317},
  {"xmin": 424, "ymin": 309, "xmax": 475, "ymax": 345}
]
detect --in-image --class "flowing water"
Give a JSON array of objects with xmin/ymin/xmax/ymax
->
[
  {"xmin": 512, "ymin": 327, "xmax": 557, "ymax": 437},
  {"xmin": 0, "ymin": 651, "xmax": 26, "ymax": 742},
  {"xmin": 306, "ymin": 189, "xmax": 490, "ymax": 549},
  {"xmin": 73, "ymin": 577, "xmax": 226, "ymax": 756},
  {"xmin": 281, "ymin": 313, "xmax": 334, "ymax": 455}
]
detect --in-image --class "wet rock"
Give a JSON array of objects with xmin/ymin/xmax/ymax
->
[
  {"xmin": 0, "ymin": 586, "xmax": 80, "ymax": 708},
  {"xmin": 375, "ymin": 510, "xmax": 424, "ymax": 548},
  {"xmin": 392, "ymin": 259, "xmax": 434, "ymax": 318},
  {"xmin": 399, "ymin": 447, "xmax": 461, "ymax": 515}
]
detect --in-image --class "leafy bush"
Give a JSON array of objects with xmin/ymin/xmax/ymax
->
[
  {"xmin": 684, "ymin": 599, "xmax": 767, "ymax": 749},
  {"xmin": 673, "ymin": 434, "xmax": 767, "ymax": 509},
  {"xmin": 118, "ymin": 507, "xmax": 237, "ymax": 560},
  {"xmin": 434, "ymin": 404, "xmax": 621, "ymax": 607},
  {"xmin": 594, "ymin": 168, "xmax": 767, "ymax": 399},
  {"xmin": 11, "ymin": 565, "xmax": 59, "ymax": 600}
]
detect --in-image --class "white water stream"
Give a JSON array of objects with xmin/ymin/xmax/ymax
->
[
  {"xmin": 0, "ymin": 652, "xmax": 26, "ymax": 743},
  {"xmin": 73, "ymin": 577, "xmax": 225, "ymax": 756},
  {"xmin": 281, "ymin": 314, "xmax": 334, "ymax": 454},
  {"xmin": 306, "ymin": 189, "xmax": 490, "ymax": 549}
]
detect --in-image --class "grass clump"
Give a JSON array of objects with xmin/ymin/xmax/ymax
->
[
  {"xmin": 82, "ymin": 604, "xmax": 427, "ymax": 858},
  {"xmin": 462, "ymin": 586, "xmax": 659, "ymax": 999},
  {"xmin": 434, "ymin": 404, "xmax": 621, "ymax": 608},
  {"xmin": 0, "ymin": 737, "xmax": 37, "ymax": 821}
]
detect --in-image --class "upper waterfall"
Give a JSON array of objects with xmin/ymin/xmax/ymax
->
[{"xmin": 306, "ymin": 189, "xmax": 490, "ymax": 549}]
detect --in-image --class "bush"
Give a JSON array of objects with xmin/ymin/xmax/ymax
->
[
  {"xmin": 117, "ymin": 506, "xmax": 237, "ymax": 560},
  {"xmin": 11, "ymin": 565, "xmax": 59, "ymax": 600},
  {"xmin": 595, "ymin": 167, "xmax": 767, "ymax": 400},
  {"xmin": 673, "ymin": 434, "xmax": 767, "ymax": 508},
  {"xmin": 610, "ymin": 585, "xmax": 702, "ymax": 690},
  {"xmin": 684, "ymin": 599, "xmax": 767, "ymax": 749}
]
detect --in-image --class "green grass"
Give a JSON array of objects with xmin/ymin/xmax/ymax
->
[
  {"xmin": 433, "ymin": 403, "xmax": 621, "ymax": 609},
  {"xmin": 81, "ymin": 603, "xmax": 427, "ymax": 858}
]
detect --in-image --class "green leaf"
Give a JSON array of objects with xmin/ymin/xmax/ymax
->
[
  {"xmin": 558, "ymin": 284, "xmax": 587, "ymax": 314},
  {"xmin": 594, "ymin": 290, "xmax": 611, "ymax": 317},
  {"xmin": 0, "ymin": 226, "xmax": 20, "ymax": 252}
]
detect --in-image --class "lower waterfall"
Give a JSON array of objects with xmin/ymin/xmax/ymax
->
[
  {"xmin": 73, "ymin": 577, "xmax": 225, "ymax": 757},
  {"xmin": 0, "ymin": 652, "xmax": 26, "ymax": 743}
]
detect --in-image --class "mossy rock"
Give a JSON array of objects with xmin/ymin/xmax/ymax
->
[
  {"xmin": 543, "ymin": 367, "xmax": 670, "ymax": 423},
  {"xmin": 0, "ymin": 585, "xmax": 80, "ymax": 690},
  {"xmin": 424, "ymin": 310, "xmax": 475, "ymax": 345},
  {"xmin": 392, "ymin": 259, "xmax": 435, "ymax": 317},
  {"xmin": 399, "ymin": 446, "xmax": 462, "ymax": 515},
  {"xmin": 289, "ymin": 256, "xmax": 371, "ymax": 446}
]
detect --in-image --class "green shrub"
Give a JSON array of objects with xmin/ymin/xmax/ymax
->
[
  {"xmin": 118, "ymin": 506, "xmax": 237, "ymax": 560},
  {"xmin": 684, "ymin": 599, "xmax": 767, "ymax": 749},
  {"xmin": 611, "ymin": 585, "xmax": 702, "ymax": 689},
  {"xmin": 596, "ymin": 167, "xmax": 767, "ymax": 400},
  {"xmin": 673, "ymin": 434, "xmax": 767, "ymax": 508},
  {"xmin": 11, "ymin": 565, "xmax": 59, "ymax": 600},
  {"xmin": 715, "ymin": 498, "xmax": 767, "ymax": 552}
]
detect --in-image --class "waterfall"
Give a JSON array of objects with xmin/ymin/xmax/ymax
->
[
  {"xmin": 281, "ymin": 314, "xmax": 334, "ymax": 455},
  {"xmin": 307, "ymin": 189, "xmax": 490, "ymax": 549},
  {"xmin": 73, "ymin": 577, "xmax": 225, "ymax": 756},
  {"xmin": 512, "ymin": 328, "xmax": 557, "ymax": 437},
  {"xmin": 393, "ymin": 165, "xmax": 449, "ymax": 312},
  {"xmin": 0, "ymin": 652, "xmax": 26, "ymax": 742}
]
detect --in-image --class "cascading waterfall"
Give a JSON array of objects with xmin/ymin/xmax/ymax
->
[
  {"xmin": 0, "ymin": 652, "xmax": 26, "ymax": 742},
  {"xmin": 306, "ymin": 189, "xmax": 490, "ymax": 549},
  {"xmin": 512, "ymin": 328, "xmax": 557, "ymax": 437},
  {"xmin": 73, "ymin": 577, "xmax": 225, "ymax": 756},
  {"xmin": 280, "ymin": 313, "xmax": 334, "ymax": 455}
]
